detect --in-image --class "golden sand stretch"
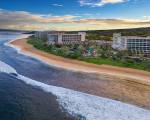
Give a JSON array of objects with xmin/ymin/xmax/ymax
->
[
  {"xmin": 10, "ymin": 38, "xmax": 150, "ymax": 109},
  {"xmin": 10, "ymin": 38, "xmax": 150, "ymax": 85}
]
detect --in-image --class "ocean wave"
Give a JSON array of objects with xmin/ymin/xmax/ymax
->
[
  {"xmin": 0, "ymin": 61, "xmax": 17, "ymax": 74},
  {"xmin": 4, "ymin": 35, "xmax": 30, "ymax": 52},
  {"xmin": 0, "ymin": 60, "xmax": 150, "ymax": 120}
]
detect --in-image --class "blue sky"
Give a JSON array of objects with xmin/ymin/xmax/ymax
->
[{"xmin": 0, "ymin": 0, "xmax": 150, "ymax": 30}]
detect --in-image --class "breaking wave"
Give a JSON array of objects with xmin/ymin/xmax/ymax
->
[
  {"xmin": 0, "ymin": 60, "xmax": 150, "ymax": 120},
  {"xmin": 0, "ymin": 61, "xmax": 17, "ymax": 74}
]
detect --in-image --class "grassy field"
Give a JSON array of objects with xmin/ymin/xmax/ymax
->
[{"xmin": 27, "ymin": 37, "xmax": 150, "ymax": 72}]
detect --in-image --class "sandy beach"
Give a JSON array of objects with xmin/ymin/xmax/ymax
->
[
  {"xmin": 10, "ymin": 38, "xmax": 150, "ymax": 85},
  {"xmin": 9, "ymin": 38, "xmax": 150, "ymax": 109}
]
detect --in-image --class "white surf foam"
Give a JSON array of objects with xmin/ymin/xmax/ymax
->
[
  {"xmin": 17, "ymin": 75, "xmax": 150, "ymax": 120},
  {"xmin": 5, "ymin": 35, "xmax": 40, "ymax": 62},
  {"xmin": 4, "ymin": 35, "xmax": 31, "ymax": 54},
  {"xmin": 5, "ymin": 40, "xmax": 20, "ymax": 51},
  {"xmin": 0, "ymin": 60, "xmax": 150, "ymax": 120},
  {"xmin": 0, "ymin": 61, "xmax": 17, "ymax": 74}
]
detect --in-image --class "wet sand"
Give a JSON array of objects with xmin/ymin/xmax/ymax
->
[{"xmin": 9, "ymin": 38, "xmax": 150, "ymax": 109}]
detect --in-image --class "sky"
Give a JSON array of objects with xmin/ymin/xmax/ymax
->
[{"xmin": 0, "ymin": 0, "xmax": 150, "ymax": 31}]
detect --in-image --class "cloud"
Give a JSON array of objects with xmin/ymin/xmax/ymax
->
[
  {"xmin": 0, "ymin": 9, "xmax": 150, "ymax": 31},
  {"xmin": 143, "ymin": 16, "xmax": 150, "ymax": 20},
  {"xmin": 52, "ymin": 4, "xmax": 63, "ymax": 7},
  {"xmin": 0, "ymin": 9, "xmax": 77, "ymax": 30},
  {"xmin": 79, "ymin": 0, "xmax": 128, "ymax": 7},
  {"xmin": 0, "ymin": 9, "xmax": 76, "ymax": 23}
]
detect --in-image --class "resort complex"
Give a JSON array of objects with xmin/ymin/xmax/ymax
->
[
  {"xmin": 35, "ymin": 31, "xmax": 150, "ymax": 55},
  {"xmin": 112, "ymin": 33, "xmax": 150, "ymax": 54}
]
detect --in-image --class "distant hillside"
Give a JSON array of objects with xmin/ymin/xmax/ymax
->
[
  {"xmin": 87, "ymin": 27, "xmax": 150, "ymax": 36},
  {"xmin": 0, "ymin": 29, "xmax": 27, "ymax": 33},
  {"xmin": 85, "ymin": 27, "xmax": 150, "ymax": 41},
  {"xmin": 0, "ymin": 29, "xmax": 35, "ymax": 34}
]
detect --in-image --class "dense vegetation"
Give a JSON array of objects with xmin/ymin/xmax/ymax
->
[{"xmin": 27, "ymin": 37, "xmax": 150, "ymax": 72}]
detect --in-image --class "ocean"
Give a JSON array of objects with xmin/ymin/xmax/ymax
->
[
  {"xmin": 0, "ymin": 32, "xmax": 150, "ymax": 120},
  {"xmin": 0, "ymin": 33, "xmax": 79, "ymax": 120}
]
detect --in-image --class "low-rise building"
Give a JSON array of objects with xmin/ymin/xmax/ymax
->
[
  {"xmin": 112, "ymin": 33, "xmax": 150, "ymax": 54},
  {"xmin": 47, "ymin": 32, "xmax": 86, "ymax": 45}
]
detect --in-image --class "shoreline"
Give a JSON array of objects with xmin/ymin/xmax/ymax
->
[
  {"xmin": 9, "ymin": 38, "xmax": 150, "ymax": 86},
  {"xmin": 6, "ymin": 37, "xmax": 150, "ymax": 110},
  {"xmin": 1, "ymin": 61, "xmax": 150, "ymax": 120}
]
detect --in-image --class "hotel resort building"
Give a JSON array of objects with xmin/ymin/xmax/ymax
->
[
  {"xmin": 112, "ymin": 33, "xmax": 150, "ymax": 54},
  {"xmin": 47, "ymin": 32, "xmax": 86, "ymax": 45}
]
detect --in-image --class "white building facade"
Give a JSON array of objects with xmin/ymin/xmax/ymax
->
[
  {"xmin": 112, "ymin": 33, "xmax": 150, "ymax": 54},
  {"xmin": 47, "ymin": 32, "xmax": 86, "ymax": 45}
]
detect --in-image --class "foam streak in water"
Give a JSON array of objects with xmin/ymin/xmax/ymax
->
[
  {"xmin": 0, "ymin": 61, "xmax": 17, "ymax": 74},
  {"xmin": 0, "ymin": 60, "xmax": 150, "ymax": 120}
]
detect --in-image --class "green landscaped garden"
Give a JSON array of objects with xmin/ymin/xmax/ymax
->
[{"xmin": 27, "ymin": 37, "xmax": 150, "ymax": 72}]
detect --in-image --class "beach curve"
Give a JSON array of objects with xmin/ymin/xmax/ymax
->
[{"xmin": 9, "ymin": 38, "xmax": 150, "ymax": 86}]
